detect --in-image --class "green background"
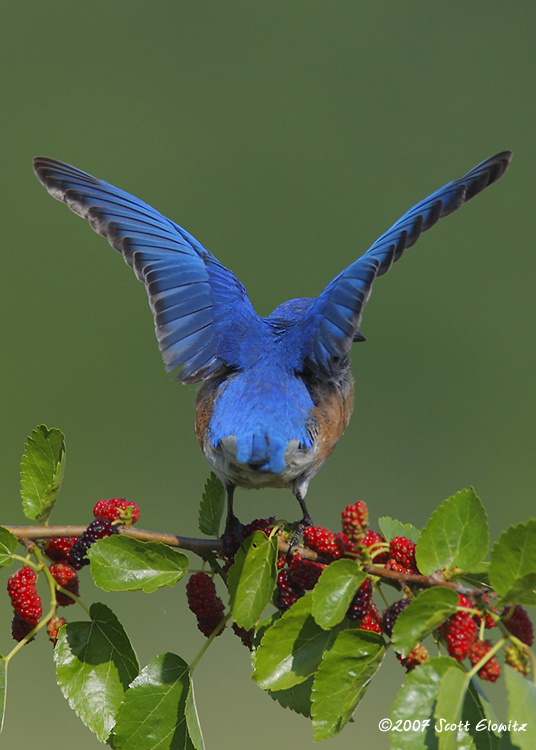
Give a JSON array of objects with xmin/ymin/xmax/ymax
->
[{"xmin": 1, "ymin": 3, "xmax": 534, "ymax": 748}]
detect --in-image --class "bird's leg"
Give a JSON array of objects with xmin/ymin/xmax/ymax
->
[
  {"xmin": 287, "ymin": 488, "xmax": 314, "ymax": 556},
  {"xmin": 222, "ymin": 483, "xmax": 243, "ymax": 558}
]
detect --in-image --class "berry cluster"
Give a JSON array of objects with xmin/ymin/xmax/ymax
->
[
  {"xmin": 47, "ymin": 616, "xmax": 67, "ymax": 646},
  {"xmin": 68, "ymin": 497, "xmax": 140, "ymax": 569},
  {"xmin": 49, "ymin": 562, "xmax": 80, "ymax": 606},
  {"xmin": 382, "ymin": 598, "xmax": 410, "ymax": 637},
  {"xmin": 397, "ymin": 644, "xmax": 430, "ymax": 672},
  {"xmin": 502, "ymin": 605, "xmax": 534, "ymax": 646},
  {"xmin": 237, "ymin": 501, "xmax": 533, "ymax": 684},
  {"xmin": 387, "ymin": 537, "xmax": 418, "ymax": 573},
  {"xmin": 347, "ymin": 578, "xmax": 373, "ymax": 620},
  {"xmin": 186, "ymin": 572, "xmax": 225, "ymax": 637},
  {"xmin": 7, "ymin": 567, "xmax": 42, "ymax": 641},
  {"xmin": 505, "ymin": 643, "xmax": 531, "ymax": 677},
  {"xmin": 6, "ymin": 497, "xmax": 143, "ymax": 645},
  {"xmin": 44, "ymin": 536, "xmax": 77, "ymax": 562},
  {"xmin": 302, "ymin": 526, "xmax": 352, "ymax": 559},
  {"xmin": 69, "ymin": 519, "xmax": 117, "ymax": 568},
  {"xmin": 468, "ymin": 639, "xmax": 501, "ymax": 682},
  {"xmin": 93, "ymin": 498, "xmax": 140, "ymax": 524},
  {"xmin": 437, "ymin": 594, "xmax": 504, "ymax": 681},
  {"xmin": 341, "ymin": 501, "xmax": 369, "ymax": 541},
  {"xmin": 275, "ymin": 555, "xmax": 326, "ymax": 611}
]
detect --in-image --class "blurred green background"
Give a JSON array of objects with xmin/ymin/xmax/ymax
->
[{"xmin": 1, "ymin": 2, "xmax": 534, "ymax": 748}]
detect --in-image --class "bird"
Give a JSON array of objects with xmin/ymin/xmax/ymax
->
[{"xmin": 33, "ymin": 152, "xmax": 512, "ymax": 540}]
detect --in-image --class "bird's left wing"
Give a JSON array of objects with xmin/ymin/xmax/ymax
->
[
  {"xmin": 33, "ymin": 158, "xmax": 261, "ymax": 383},
  {"xmin": 300, "ymin": 151, "xmax": 512, "ymax": 373}
]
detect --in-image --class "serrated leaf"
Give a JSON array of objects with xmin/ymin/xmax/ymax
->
[
  {"xmin": 311, "ymin": 627, "xmax": 385, "ymax": 741},
  {"xmin": 390, "ymin": 657, "xmax": 460, "ymax": 750},
  {"xmin": 379, "ymin": 517, "xmax": 420, "ymax": 544},
  {"xmin": 88, "ymin": 536, "xmax": 189, "ymax": 593},
  {"xmin": 112, "ymin": 653, "xmax": 199, "ymax": 750},
  {"xmin": 54, "ymin": 603, "xmax": 139, "ymax": 742},
  {"xmin": 0, "ymin": 656, "xmax": 6, "ymax": 734},
  {"xmin": 505, "ymin": 666, "xmax": 536, "ymax": 750},
  {"xmin": 198, "ymin": 473, "xmax": 225, "ymax": 536},
  {"xmin": 20, "ymin": 425, "xmax": 65, "ymax": 523},
  {"xmin": 0, "ymin": 527, "xmax": 17, "ymax": 567},
  {"xmin": 228, "ymin": 531, "xmax": 277, "ymax": 630},
  {"xmin": 416, "ymin": 489, "xmax": 489, "ymax": 576},
  {"xmin": 489, "ymin": 520, "xmax": 536, "ymax": 606},
  {"xmin": 269, "ymin": 676, "xmax": 313, "ymax": 718},
  {"xmin": 312, "ymin": 559, "xmax": 366, "ymax": 629},
  {"xmin": 391, "ymin": 588, "xmax": 459, "ymax": 658},
  {"xmin": 252, "ymin": 593, "xmax": 336, "ymax": 690}
]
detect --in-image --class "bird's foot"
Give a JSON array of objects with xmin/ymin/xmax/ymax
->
[{"xmin": 286, "ymin": 514, "xmax": 313, "ymax": 561}]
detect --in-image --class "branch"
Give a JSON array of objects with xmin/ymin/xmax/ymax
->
[
  {"xmin": 4, "ymin": 523, "xmax": 491, "ymax": 598},
  {"xmin": 4, "ymin": 524, "xmax": 222, "ymax": 557}
]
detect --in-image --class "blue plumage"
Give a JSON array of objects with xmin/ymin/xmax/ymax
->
[{"xmin": 33, "ymin": 152, "xmax": 512, "ymax": 531}]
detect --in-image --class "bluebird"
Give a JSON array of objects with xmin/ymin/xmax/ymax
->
[{"xmin": 33, "ymin": 152, "xmax": 511, "ymax": 538}]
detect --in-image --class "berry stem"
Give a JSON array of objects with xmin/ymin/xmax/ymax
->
[
  {"xmin": 11, "ymin": 553, "xmax": 41, "ymax": 571},
  {"xmin": 466, "ymin": 637, "xmax": 506, "ymax": 681},
  {"xmin": 189, "ymin": 612, "xmax": 231, "ymax": 673},
  {"xmin": 4, "ymin": 600, "xmax": 58, "ymax": 664}
]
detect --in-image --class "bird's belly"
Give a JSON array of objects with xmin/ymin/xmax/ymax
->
[{"xmin": 199, "ymin": 437, "xmax": 319, "ymax": 490}]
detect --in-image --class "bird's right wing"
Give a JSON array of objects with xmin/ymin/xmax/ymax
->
[
  {"xmin": 300, "ymin": 151, "xmax": 512, "ymax": 373},
  {"xmin": 33, "ymin": 158, "xmax": 262, "ymax": 383}
]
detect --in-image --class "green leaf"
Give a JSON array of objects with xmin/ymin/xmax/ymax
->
[
  {"xmin": 252, "ymin": 593, "xmax": 336, "ymax": 690},
  {"xmin": 20, "ymin": 424, "xmax": 65, "ymax": 523},
  {"xmin": 311, "ymin": 627, "xmax": 385, "ymax": 741},
  {"xmin": 198, "ymin": 473, "xmax": 225, "ymax": 536},
  {"xmin": 0, "ymin": 527, "xmax": 17, "ymax": 567},
  {"xmin": 311, "ymin": 559, "xmax": 366, "ymax": 629},
  {"xmin": 416, "ymin": 489, "xmax": 489, "ymax": 576},
  {"xmin": 112, "ymin": 653, "xmax": 200, "ymax": 750},
  {"xmin": 435, "ymin": 667, "xmax": 469, "ymax": 750},
  {"xmin": 0, "ymin": 656, "xmax": 6, "ymax": 734},
  {"xmin": 88, "ymin": 535, "xmax": 189, "ymax": 593},
  {"xmin": 269, "ymin": 676, "xmax": 313, "ymax": 718},
  {"xmin": 489, "ymin": 520, "xmax": 536, "ymax": 606},
  {"xmin": 505, "ymin": 666, "xmax": 536, "ymax": 750},
  {"xmin": 436, "ymin": 673, "xmax": 504, "ymax": 750},
  {"xmin": 461, "ymin": 562, "xmax": 491, "ymax": 589},
  {"xmin": 185, "ymin": 680, "xmax": 205, "ymax": 750},
  {"xmin": 252, "ymin": 611, "xmax": 281, "ymax": 650},
  {"xmin": 379, "ymin": 516, "xmax": 420, "ymax": 544},
  {"xmin": 228, "ymin": 531, "xmax": 277, "ymax": 630},
  {"xmin": 390, "ymin": 657, "xmax": 460, "ymax": 750},
  {"xmin": 463, "ymin": 681, "xmax": 504, "ymax": 750},
  {"xmin": 54, "ymin": 603, "xmax": 139, "ymax": 742},
  {"xmin": 391, "ymin": 588, "xmax": 459, "ymax": 658}
]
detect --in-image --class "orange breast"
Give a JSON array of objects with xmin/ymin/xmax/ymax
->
[
  {"xmin": 195, "ymin": 380, "xmax": 219, "ymax": 449},
  {"xmin": 309, "ymin": 378, "xmax": 355, "ymax": 467}
]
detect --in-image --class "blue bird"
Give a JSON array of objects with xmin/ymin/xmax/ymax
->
[{"xmin": 33, "ymin": 152, "xmax": 511, "ymax": 539}]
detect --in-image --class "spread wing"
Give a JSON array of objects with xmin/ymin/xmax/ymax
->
[
  {"xmin": 33, "ymin": 158, "xmax": 262, "ymax": 383},
  {"xmin": 301, "ymin": 151, "xmax": 512, "ymax": 372}
]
